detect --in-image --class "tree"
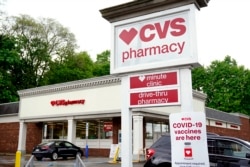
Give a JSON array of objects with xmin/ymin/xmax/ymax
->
[
  {"xmin": 0, "ymin": 34, "xmax": 20, "ymax": 102},
  {"xmin": 192, "ymin": 56, "xmax": 250, "ymax": 115},
  {"xmin": 241, "ymin": 71, "xmax": 250, "ymax": 114},
  {"xmin": 41, "ymin": 51, "xmax": 94, "ymax": 85},
  {"xmin": 93, "ymin": 50, "xmax": 110, "ymax": 76},
  {"xmin": 0, "ymin": 14, "xmax": 78, "ymax": 89},
  {"xmin": 191, "ymin": 65, "xmax": 206, "ymax": 92}
]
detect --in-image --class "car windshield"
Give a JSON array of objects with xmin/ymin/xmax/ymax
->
[
  {"xmin": 244, "ymin": 141, "xmax": 250, "ymax": 146},
  {"xmin": 235, "ymin": 138, "xmax": 250, "ymax": 148},
  {"xmin": 150, "ymin": 135, "xmax": 171, "ymax": 149}
]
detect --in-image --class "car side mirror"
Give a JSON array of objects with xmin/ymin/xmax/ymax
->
[{"xmin": 246, "ymin": 153, "xmax": 250, "ymax": 158}]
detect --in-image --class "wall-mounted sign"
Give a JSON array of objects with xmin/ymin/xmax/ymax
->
[
  {"xmin": 50, "ymin": 99, "xmax": 85, "ymax": 106},
  {"xmin": 104, "ymin": 122, "xmax": 113, "ymax": 132},
  {"xmin": 111, "ymin": 5, "xmax": 198, "ymax": 74}
]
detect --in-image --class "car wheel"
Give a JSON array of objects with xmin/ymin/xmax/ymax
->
[
  {"xmin": 51, "ymin": 152, "xmax": 58, "ymax": 161},
  {"xmin": 35, "ymin": 156, "xmax": 43, "ymax": 161}
]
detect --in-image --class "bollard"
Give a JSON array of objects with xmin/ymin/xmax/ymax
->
[
  {"xmin": 15, "ymin": 150, "xmax": 21, "ymax": 167},
  {"xmin": 85, "ymin": 145, "xmax": 88, "ymax": 159}
]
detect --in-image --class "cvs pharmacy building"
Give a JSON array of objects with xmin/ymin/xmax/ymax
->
[{"xmin": 17, "ymin": 75, "xmax": 206, "ymax": 157}]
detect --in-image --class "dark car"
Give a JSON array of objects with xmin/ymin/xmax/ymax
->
[
  {"xmin": 144, "ymin": 133, "xmax": 250, "ymax": 167},
  {"xmin": 32, "ymin": 140, "xmax": 83, "ymax": 161}
]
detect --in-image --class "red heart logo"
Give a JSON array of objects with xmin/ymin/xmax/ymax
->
[
  {"xmin": 51, "ymin": 101, "xmax": 56, "ymax": 106},
  {"xmin": 119, "ymin": 28, "xmax": 138, "ymax": 45},
  {"xmin": 184, "ymin": 148, "xmax": 192, "ymax": 157}
]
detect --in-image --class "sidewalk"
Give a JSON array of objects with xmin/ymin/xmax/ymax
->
[{"xmin": 0, "ymin": 153, "xmax": 145, "ymax": 167}]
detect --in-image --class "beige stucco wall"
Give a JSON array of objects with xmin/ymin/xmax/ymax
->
[{"xmin": 19, "ymin": 84, "xmax": 121, "ymax": 119}]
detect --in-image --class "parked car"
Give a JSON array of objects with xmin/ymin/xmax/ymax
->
[
  {"xmin": 144, "ymin": 133, "xmax": 250, "ymax": 167},
  {"xmin": 32, "ymin": 140, "xmax": 83, "ymax": 161}
]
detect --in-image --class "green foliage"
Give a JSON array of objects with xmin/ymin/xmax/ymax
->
[
  {"xmin": 1, "ymin": 15, "xmax": 77, "ymax": 88},
  {"xmin": 191, "ymin": 66, "xmax": 206, "ymax": 92},
  {"xmin": 192, "ymin": 56, "xmax": 250, "ymax": 115},
  {"xmin": 0, "ymin": 14, "xmax": 78, "ymax": 102},
  {"xmin": 0, "ymin": 13, "xmax": 112, "ymax": 103},
  {"xmin": 41, "ymin": 51, "xmax": 94, "ymax": 85},
  {"xmin": 93, "ymin": 50, "xmax": 110, "ymax": 76},
  {"xmin": 0, "ymin": 34, "xmax": 20, "ymax": 102}
]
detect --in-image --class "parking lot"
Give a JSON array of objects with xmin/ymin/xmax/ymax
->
[{"xmin": 0, "ymin": 154, "xmax": 145, "ymax": 167}]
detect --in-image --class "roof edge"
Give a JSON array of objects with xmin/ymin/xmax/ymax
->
[{"xmin": 100, "ymin": 0, "xmax": 210, "ymax": 23}]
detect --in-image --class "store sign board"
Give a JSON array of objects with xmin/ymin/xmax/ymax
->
[
  {"xmin": 169, "ymin": 112, "xmax": 209, "ymax": 167},
  {"xmin": 130, "ymin": 89, "xmax": 179, "ymax": 107},
  {"xmin": 50, "ymin": 99, "xmax": 85, "ymax": 106},
  {"xmin": 104, "ymin": 122, "xmax": 113, "ymax": 132},
  {"xmin": 130, "ymin": 71, "xmax": 178, "ymax": 89},
  {"xmin": 111, "ymin": 5, "xmax": 198, "ymax": 74}
]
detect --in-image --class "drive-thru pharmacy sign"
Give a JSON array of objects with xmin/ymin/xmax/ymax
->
[
  {"xmin": 129, "ymin": 70, "xmax": 180, "ymax": 107},
  {"xmin": 170, "ymin": 112, "xmax": 209, "ymax": 167},
  {"xmin": 111, "ymin": 5, "xmax": 198, "ymax": 74}
]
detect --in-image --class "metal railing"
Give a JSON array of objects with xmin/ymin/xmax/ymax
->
[
  {"xmin": 74, "ymin": 154, "xmax": 86, "ymax": 167},
  {"xmin": 25, "ymin": 155, "xmax": 34, "ymax": 167},
  {"xmin": 24, "ymin": 154, "xmax": 85, "ymax": 167}
]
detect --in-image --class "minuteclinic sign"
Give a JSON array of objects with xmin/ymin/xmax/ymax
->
[
  {"xmin": 111, "ymin": 5, "xmax": 198, "ymax": 74},
  {"xmin": 170, "ymin": 112, "xmax": 209, "ymax": 167},
  {"xmin": 130, "ymin": 71, "xmax": 178, "ymax": 89}
]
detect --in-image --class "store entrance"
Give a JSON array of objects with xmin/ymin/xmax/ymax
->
[{"xmin": 43, "ymin": 122, "xmax": 68, "ymax": 139}]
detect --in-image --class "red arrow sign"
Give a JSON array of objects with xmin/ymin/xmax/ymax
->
[{"xmin": 130, "ymin": 71, "xmax": 178, "ymax": 89}]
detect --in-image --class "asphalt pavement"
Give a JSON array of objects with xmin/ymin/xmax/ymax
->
[{"xmin": 0, "ymin": 154, "xmax": 145, "ymax": 167}]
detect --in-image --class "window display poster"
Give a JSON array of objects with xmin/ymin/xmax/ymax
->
[{"xmin": 109, "ymin": 144, "xmax": 121, "ymax": 158}]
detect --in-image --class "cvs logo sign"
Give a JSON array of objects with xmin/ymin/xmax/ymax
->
[
  {"xmin": 111, "ymin": 5, "xmax": 198, "ymax": 74},
  {"xmin": 119, "ymin": 17, "xmax": 186, "ymax": 45}
]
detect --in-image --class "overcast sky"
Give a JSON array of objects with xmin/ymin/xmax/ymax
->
[{"xmin": 3, "ymin": 0, "xmax": 250, "ymax": 69}]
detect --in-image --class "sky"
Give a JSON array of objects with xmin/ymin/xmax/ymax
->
[{"xmin": 2, "ymin": 0, "xmax": 250, "ymax": 69}]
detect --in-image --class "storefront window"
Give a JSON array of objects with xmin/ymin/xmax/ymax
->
[
  {"xmin": 43, "ymin": 122, "xmax": 68, "ymax": 139},
  {"xmin": 146, "ymin": 121, "xmax": 169, "ymax": 139},
  {"xmin": 146, "ymin": 123, "xmax": 153, "ymax": 139},
  {"xmin": 76, "ymin": 120, "xmax": 113, "ymax": 139}
]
